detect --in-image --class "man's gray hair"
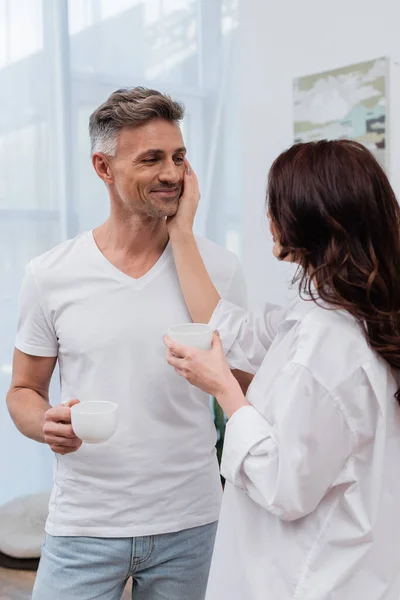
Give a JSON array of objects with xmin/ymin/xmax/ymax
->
[{"xmin": 89, "ymin": 87, "xmax": 185, "ymax": 156}]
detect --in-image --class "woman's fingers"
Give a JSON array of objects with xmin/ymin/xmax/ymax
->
[
  {"xmin": 182, "ymin": 158, "xmax": 199, "ymax": 200},
  {"xmin": 175, "ymin": 368, "xmax": 188, "ymax": 379},
  {"xmin": 166, "ymin": 350, "xmax": 184, "ymax": 368},
  {"xmin": 164, "ymin": 336, "xmax": 191, "ymax": 358},
  {"xmin": 185, "ymin": 158, "xmax": 198, "ymax": 185}
]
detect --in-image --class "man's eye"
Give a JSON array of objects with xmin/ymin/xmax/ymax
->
[
  {"xmin": 174, "ymin": 157, "xmax": 184, "ymax": 164},
  {"xmin": 143, "ymin": 158, "xmax": 157, "ymax": 164}
]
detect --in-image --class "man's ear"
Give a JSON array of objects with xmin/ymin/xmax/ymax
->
[{"xmin": 92, "ymin": 153, "xmax": 114, "ymax": 185}]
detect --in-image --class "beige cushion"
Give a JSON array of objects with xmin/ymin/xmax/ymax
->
[{"xmin": 0, "ymin": 492, "xmax": 50, "ymax": 558}]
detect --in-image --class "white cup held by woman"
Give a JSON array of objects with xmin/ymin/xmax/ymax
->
[{"xmin": 168, "ymin": 323, "xmax": 213, "ymax": 350}]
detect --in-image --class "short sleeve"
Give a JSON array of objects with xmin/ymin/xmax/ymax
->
[{"xmin": 15, "ymin": 261, "xmax": 58, "ymax": 357}]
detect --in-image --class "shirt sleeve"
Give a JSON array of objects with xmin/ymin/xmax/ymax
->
[
  {"xmin": 15, "ymin": 261, "xmax": 58, "ymax": 357},
  {"xmin": 209, "ymin": 299, "xmax": 286, "ymax": 373},
  {"xmin": 221, "ymin": 362, "xmax": 354, "ymax": 521}
]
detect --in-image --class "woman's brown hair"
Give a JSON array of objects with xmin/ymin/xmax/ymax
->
[{"xmin": 268, "ymin": 139, "xmax": 400, "ymax": 401}]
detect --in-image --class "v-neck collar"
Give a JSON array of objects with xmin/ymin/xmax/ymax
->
[{"xmin": 85, "ymin": 230, "xmax": 172, "ymax": 290}]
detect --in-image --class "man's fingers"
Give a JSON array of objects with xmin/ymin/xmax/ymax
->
[
  {"xmin": 43, "ymin": 421, "xmax": 76, "ymax": 439},
  {"xmin": 45, "ymin": 435, "xmax": 81, "ymax": 448},
  {"xmin": 50, "ymin": 444, "xmax": 81, "ymax": 456},
  {"xmin": 64, "ymin": 398, "xmax": 80, "ymax": 408},
  {"xmin": 45, "ymin": 400, "xmax": 80, "ymax": 423},
  {"xmin": 45, "ymin": 405, "xmax": 72, "ymax": 424}
]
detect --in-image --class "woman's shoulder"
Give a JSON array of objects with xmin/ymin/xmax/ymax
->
[{"xmin": 288, "ymin": 298, "xmax": 379, "ymax": 392}]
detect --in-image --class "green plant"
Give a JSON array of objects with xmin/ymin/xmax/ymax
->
[{"xmin": 213, "ymin": 397, "xmax": 226, "ymax": 485}]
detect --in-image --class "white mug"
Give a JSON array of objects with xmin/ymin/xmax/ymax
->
[
  {"xmin": 168, "ymin": 323, "xmax": 213, "ymax": 350},
  {"xmin": 71, "ymin": 401, "xmax": 118, "ymax": 444}
]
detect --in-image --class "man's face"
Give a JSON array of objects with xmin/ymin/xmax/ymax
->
[{"xmin": 107, "ymin": 118, "xmax": 186, "ymax": 218}]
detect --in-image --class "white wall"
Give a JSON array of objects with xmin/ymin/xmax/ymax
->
[{"xmin": 238, "ymin": 0, "xmax": 400, "ymax": 309}]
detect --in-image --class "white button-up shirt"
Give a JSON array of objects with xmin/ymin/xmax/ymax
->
[{"xmin": 206, "ymin": 296, "xmax": 400, "ymax": 600}]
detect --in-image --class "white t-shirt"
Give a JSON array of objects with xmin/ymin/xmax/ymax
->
[{"xmin": 15, "ymin": 231, "xmax": 247, "ymax": 537}]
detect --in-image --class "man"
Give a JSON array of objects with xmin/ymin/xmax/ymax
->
[{"xmin": 6, "ymin": 87, "xmax": 247, "ymax": 600}]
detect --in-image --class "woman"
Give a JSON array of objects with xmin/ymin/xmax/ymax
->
[{"xmin": 164, "ymin": 140, "xmax": 400, "ymax": 600}]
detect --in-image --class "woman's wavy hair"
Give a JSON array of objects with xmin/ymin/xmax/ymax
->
[{"xmin": 268, "ymin": 139, "xmax": 400, "ymax": 401}]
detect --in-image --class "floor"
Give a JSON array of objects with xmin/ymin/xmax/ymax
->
[{"xmin": 0, "ymin": 567, "xmax": 133, "ymax": 599}]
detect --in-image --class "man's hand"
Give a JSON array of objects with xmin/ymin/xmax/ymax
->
[{"xmin": 43, "ymin": 399, "xmax": 82, "ymax": 455}]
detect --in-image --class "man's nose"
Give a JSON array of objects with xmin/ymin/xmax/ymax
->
[{"xmin": 158, "ymin": 161, "xmax": 181, "ymax": 184}]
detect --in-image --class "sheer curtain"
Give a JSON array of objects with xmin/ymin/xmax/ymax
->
[{"xmin": 0, "ymin": 0, "xmax": 242, "ymax": 504}]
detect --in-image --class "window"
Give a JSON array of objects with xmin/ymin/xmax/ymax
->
[{"xmin": 0, "ymin": 0, "xmax": 241, "ymax": 505}]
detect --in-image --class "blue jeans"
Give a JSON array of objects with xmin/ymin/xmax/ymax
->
[{"xmin": 32, "ymin": 521, "xmax": 218, "ymax": 600}]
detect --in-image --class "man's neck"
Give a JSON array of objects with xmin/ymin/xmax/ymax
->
[{"xmin": 93, "ymin": 213, "xmax": 169, "ymax": 259}]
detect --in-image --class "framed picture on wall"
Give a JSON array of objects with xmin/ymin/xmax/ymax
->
[{"xmin": 293, "ymin": 57, "xmax": 388, "ymax": 170}]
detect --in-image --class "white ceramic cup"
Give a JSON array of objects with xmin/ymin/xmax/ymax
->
[
  {"xmin": 71, "ymin": 401, "xmax": 118, "ymax": 444},
  {"xmin": 168, "ymin": 323, "xmax": 213, "ymax": 350}
]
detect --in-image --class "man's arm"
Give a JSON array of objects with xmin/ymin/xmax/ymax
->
[
  {"xmin": 7, "ymin": 349, "xmax": 82, "ymax": 454},
  {"xmin": 7, "ymin": 349, "xmax": 56, "ymax": 442}
]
